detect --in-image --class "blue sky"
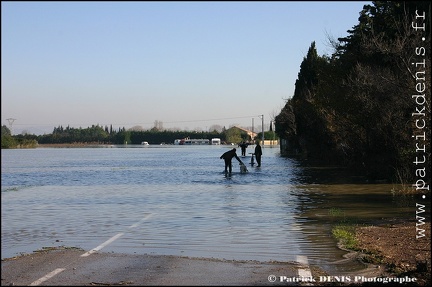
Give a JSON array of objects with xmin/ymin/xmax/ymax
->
[{"xmin": 1, "ymin": 1, "xmax": 370, "ymax": 135}]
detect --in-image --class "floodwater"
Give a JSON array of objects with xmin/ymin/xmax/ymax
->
[{"xmin": 1, "ymin": 145, "xmax": 416, "ymax": 274}]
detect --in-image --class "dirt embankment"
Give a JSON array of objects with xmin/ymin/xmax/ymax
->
[{"xmin": 354, "ymin": 220, "xmax": 430, "ymax": 286}]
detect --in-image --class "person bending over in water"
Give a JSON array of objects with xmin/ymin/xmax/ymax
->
[{"xmin": 220, "ymin": 148, "xmax": 243, "ymax": 174}]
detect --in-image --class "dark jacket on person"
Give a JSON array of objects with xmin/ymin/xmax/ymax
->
[
  {"xmin": 254, "ymin": 144, "xmax": 262, "ymax": 156},
  {"xmin": 220, "ymin": 148, "xmax": 244, "ymax": 173},
  {"xmin": 254, "ymin": 143, "xmax": 262, "ymax": 167},
  {"xmin": 220, "ymin": 148, "xmax": 241, "ymax": 162}
]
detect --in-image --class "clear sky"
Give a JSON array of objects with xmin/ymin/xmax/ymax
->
[{"xmin": 1, "ymin": 1, "xmax": 370, "ymax": 135}]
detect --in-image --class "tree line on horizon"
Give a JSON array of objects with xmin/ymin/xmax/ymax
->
[
  {"xmin": 1, "ymin": 124, "xmax": 277, "ymax": 148},
  {"xmin": 274, "ymin": 1, "xmax": 431, "ymax": 183}
]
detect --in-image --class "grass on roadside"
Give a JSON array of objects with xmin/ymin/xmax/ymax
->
[
  {"xmin": 328, "ymin": 208, "xmax": 359, "ymax": 251},
  {"xmin": 328, "ymin": 208, "xmax": 386, "ymax": 264},
  {"xmin": 332, "ymin": 224, "xmax": 358, "ymax": 250}
]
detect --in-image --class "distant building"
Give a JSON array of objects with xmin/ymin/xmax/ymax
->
[
  {"xmin": 231, "ymin": 126, "xmax": 257, "ymax": 140},
  {"xmin": 211, "ymin": 138, "xmax": 221, "ymax": 145},
  {"xmin": 183, "ymin": 138, "xmax": 209, "ymax": 145},
  {"xmin": 174, "ymin": 137, "xmax": 210, "ymax": 145}
]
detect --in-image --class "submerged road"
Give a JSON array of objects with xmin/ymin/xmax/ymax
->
[
  {"xmin": 1, "ymin": 206, "xmax": 383, "ymax": 286},
  {"xmin": 2, "ymin": 215, "xmax": 320, "ymax": 286}
]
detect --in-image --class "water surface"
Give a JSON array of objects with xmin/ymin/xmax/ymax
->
[{"xmin": 1, "ymin": 145, "xmax": 414, "ymax": 273}]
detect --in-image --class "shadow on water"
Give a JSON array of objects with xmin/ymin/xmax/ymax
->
[
  {"xmin": 290, "ymin": 159, "xmax": 369, "ymax": 185},
  {"xmin": 286, "ymin": 158, "xmax": 428, "ymax": 275}
]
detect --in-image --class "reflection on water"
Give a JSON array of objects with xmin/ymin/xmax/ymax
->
[{"xmin": 1, "ymin": 146, "xmax": 419, "ymax": 274}]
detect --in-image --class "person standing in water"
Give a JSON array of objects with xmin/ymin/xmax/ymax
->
[
  {"xmin": 238, "ymin": 141, "xmax": 248, "ymax": 156},
  {"xmin": 254, "ymin": 141, "xmax": 262, "ymax": 167}
]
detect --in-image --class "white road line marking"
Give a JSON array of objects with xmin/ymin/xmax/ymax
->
[
  {"xmin": 81, "ymin": 214, "xmax": 154, "ymax": 257},
  {"xmin": 296, "ymin": 255, "xmax": 313, "ymax": 279},
  {"xmin": 129, "ymin": 213, "xmax": 154, "ymax": 228},
  {"xmin": 81, "ymin": 232, "xmax": 124, "ymax": 257},
  {"xmin": 29, "ymin": 268, "xmax": 65, "ymax": 286},
  {"xmin": 29, "ymin": 215, "xmax": 154, "ymax": 285},
  {"xmin": 298, "ymin": 267, "xmax": 313, "ymax": 278}
]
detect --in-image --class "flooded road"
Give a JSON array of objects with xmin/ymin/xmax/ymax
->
[{"xmin": 1, "ymin": 145, "xmax": 415, "ymax": 274}]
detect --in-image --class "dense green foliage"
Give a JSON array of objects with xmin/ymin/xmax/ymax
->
[
  {"xmin": 275, "ymin": 1, "xmax": 431, "ymax": 182},
  {"xmin": 35, "ymin": 125, "xmax": 223, "ymax": 145},
  {"xmin": 1, "ymin": 125, "xmax": 38, "ymax": 149},
  {"xmin": 1, "ymin": 125, "xmax": 16, "ymax": 148}
]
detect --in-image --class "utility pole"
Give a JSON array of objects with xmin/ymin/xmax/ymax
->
[
  {"xmin": 6, "ymin": 118, "xmax": 16, "ymax": 135},
  {"xmin": 261, "ymin": 114, "xmax": 264, "ymax": 147},
  {"xmin": 272, "ymin": 120, "xmax": 275, "ymax": 145}
]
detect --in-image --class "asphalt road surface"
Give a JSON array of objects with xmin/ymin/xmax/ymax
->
[{"xmin": 1, "ymin": 248, "xmax": 321, "ymax": 286}]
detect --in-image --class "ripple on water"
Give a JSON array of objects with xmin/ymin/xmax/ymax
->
[{"xmin": 1, "ymin": 147, "xmax": 415, "ymax": 270}]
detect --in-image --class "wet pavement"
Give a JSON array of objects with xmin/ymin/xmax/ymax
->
[{"xmin": 1, "ymin": 249, "xmax": 314, "ymax": 286}]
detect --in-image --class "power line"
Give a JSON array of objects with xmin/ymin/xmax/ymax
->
[
  {"xmin": 8, "ymin": 115, "xmax": 264, "ymax": 127},
  {"xmin": 162, "ymin": 115, "xmax": 263, "ymax": 124}
]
